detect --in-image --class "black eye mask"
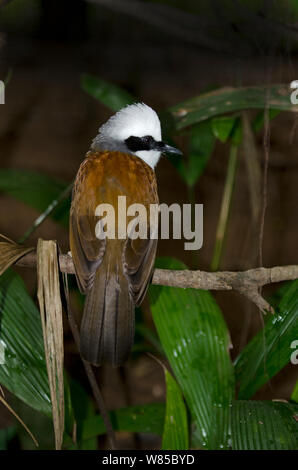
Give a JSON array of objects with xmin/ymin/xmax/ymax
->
[
  {"xmin": 125, "ymin": 135, "xmax": 156, "ymax": 152},
  {"xmin": 125, "ymin": 135, "xmax": 183, "ymax": 156}
]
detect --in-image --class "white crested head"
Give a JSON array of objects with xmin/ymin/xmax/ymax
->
[{"xmin": 91, "ymin": 103, "xmax": 162, "ymax": 168}]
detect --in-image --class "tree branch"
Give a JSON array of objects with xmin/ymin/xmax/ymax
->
[{"xmin": 16, "ymin": 252, "xmax": 298, "ymax": 313}]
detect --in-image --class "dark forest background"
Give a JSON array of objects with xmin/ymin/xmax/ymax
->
[{"xmin": 0, "ymin": 0, "xmax": 297, "ymax": 450}]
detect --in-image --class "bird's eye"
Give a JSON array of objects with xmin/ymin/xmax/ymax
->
[{"xmin": 142, "ymin": 135, "xmax": 154, "ymax": 144}]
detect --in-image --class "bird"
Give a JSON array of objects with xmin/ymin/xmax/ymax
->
[{"xmin": 70, "ymin": 102, "xmax": 182, "ymax": 366}]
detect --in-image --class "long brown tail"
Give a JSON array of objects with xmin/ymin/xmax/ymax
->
[{"xmin": 79, "ymin": 257, "xmax": 134, "ymax": 366}]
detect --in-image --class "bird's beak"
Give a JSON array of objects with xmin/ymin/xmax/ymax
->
[{"xmin": 157, "ymin": 141, "xmax": 183, "ymax": 156}]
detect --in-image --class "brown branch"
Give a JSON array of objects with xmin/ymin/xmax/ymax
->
[{"xmin": 16, "ymin": 252, "xmax": 298, "ymax": 313}]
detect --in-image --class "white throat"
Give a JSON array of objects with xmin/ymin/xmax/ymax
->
[{"xmin": 134, "ymin": 149, "xmax": 161, "ymax": 168}]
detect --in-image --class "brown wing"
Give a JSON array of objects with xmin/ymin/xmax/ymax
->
[
  {"xmin": 124, "ymin": 238, "xmax": 157, "ymax": 305},
  {"xmin": 70, "ymin": 150, "xmax": 159, "ymax": 300},
  {"xmin": 70, "ymin": 156, "xmax": 106, "ymax": 293}
]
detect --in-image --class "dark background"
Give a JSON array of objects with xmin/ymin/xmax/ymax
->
[{"xmin": 0, "ymin": 0, "xmax": 297, "ymax": 449}]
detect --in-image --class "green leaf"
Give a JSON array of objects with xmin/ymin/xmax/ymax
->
[
  {"xmin": 66, "ymin": 378, "xmax": 98, "ymax": 450},
  {"xmin": 162, "ymin": 370, "xmax": 188, "ymax": 450},
  {"xmin": 64, "ymin": 382, "xmax": 165, "ymax": 447},
  {"xmin": 170, "ymin": 121, "xmax": 215, "ymax": 187},
  {"xmin": 211, "ymin": 116, "xmax": 237, "ymax": 143},
  {"xmin": 168, "ymin": 85, "xmax": 297, "ymax": 130},
  {"xmin": 268, "ymin": 281, "xmax": 292, "ymax": 310},
  {"xmin": 231, "ymin": 401, "xmax": 298, "ymax": 450},
  {"xmin": 291, "ymin": 381, "xmax": 298, "ymax": 403},
  {"xmin": 187, "ymin": 121, "xmax": 215, "ymax": 187},
  {"xmin": 210, "ymin": 142, "xmax": 238, "ymax": 271},
  {"xmin": 0, "ymin": 269, "xmax": 51, "ymax": 416},
  {"xmin": 235, "ymin": 280, "xmax": 298, "ymax": 399},
  {"xmin": 0, "ymin": 269, "xmax": 76, "ymax": 446},
  {"xmin": 149, "ymin": 257, "xmax": 234, "ymax": 449},
  {"xmin": 81, "ymin": 74, "xmax": 136, "ymax": 111},
  {"xmin": 63, "ymin": 374, "xmax": 75, "ymax": 437},
  {"xmin": 252, "ymin": 108, "xmax": 281, "ymax": 132},
  {"xmin": 228, "ymin": 109, "xmax": 280, "ymax": 147},
  {"xmin": 0, "ymin": 169, "xmax": 70, "ymax": 228},
  {"xmin": 75, "ymin": 403, "xmax": 166, "ymax": 442},
  {"xmin": 0, "ymin": 426, "xmax": 16, "ymax": 450},
  {"xmin": 211, "ymin": 109, "xmax": 279, "ymax": 148}
]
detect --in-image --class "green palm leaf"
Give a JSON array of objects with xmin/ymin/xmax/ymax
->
[
  {"xmin": 149, "ymin": 257, "xmax": 234, "ymax": 449},
  {"xmin": 235, "ymin": 280, "xmax": 298, "ymax": 399}
]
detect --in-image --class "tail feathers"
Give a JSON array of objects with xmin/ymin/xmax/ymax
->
[{"xmin": 80, "ymin": 261, "xmax": 134, "ymax": 366}]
